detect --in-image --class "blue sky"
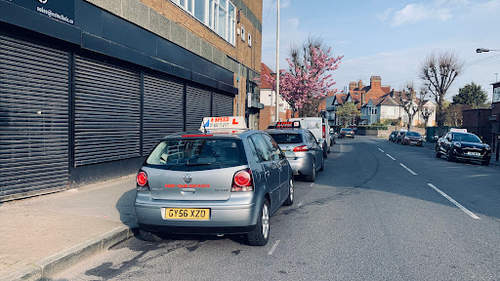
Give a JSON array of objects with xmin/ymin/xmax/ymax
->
[{"xmin": 261, "ymin": 0, "xmax": 500, "ymax": 100}]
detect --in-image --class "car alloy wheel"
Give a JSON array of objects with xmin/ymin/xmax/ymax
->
[
  {"xmin": 247, "ymin": 199, "xmax": 270, "ymax": 246},
  {"xmin": 284, "ymin": 179, "xmax": 294, "ymax": 206}
]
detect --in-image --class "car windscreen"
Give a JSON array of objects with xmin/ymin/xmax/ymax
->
[
  {"xmin": 454, "ymin": 133, "xmax": 481, "ymax": 143},
  {"xmin": 268, "ymin": 133, "xmax": 303, "ymax": 144},
  {"xmin": 405, "ymin": 132, "xmax": 421, "ymax": 137},
  {"xmin": 145, "ymin": 138, "xmax": 247, "ymax": 171}
]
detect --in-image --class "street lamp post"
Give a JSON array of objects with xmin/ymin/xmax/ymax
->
[{"xmin": 476, "ymin": 47, "xmax": 500, "ymax": 162}]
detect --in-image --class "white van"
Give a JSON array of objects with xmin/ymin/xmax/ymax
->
[{"xmin": 287, "ymin": 117, "xmax": 330, "ymax": 158}]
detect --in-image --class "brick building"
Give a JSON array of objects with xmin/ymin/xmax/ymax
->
[{"xmin": 0, "ymin": 0, "xmax": 263, "ymax": 201}]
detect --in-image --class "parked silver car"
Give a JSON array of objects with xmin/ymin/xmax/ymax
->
[
  {"xmin": 135, "ymin": 123, "xmax": 293, "ymax": 246},
  {"xmin": 267, "ymin": 128, "xmax": 324, "ymax": 182}
]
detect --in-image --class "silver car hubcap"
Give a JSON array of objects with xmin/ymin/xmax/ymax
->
[
  {"xmin": 289, "ymin": 180, "xmax": 294, "ymax": 201},
  {"xmin": 262, "ymin": 204, "xmax": 269, "ymax": 239}
]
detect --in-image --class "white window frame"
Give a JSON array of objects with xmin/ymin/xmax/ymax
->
[
  {"xmin": 248, "ymin": 32, "xmax": 252, "ymax": 47},
  {"xmin": 240, "ymin": 25, "xmax": 245, "ymax": 42},
  {"xmin": 171, "ymin": 0, "xmax": 236, "ymax": 45}
]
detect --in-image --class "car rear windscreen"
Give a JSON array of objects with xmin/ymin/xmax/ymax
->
[
  {"xmin": 145, "ymin": 138, "xmax": 246, "ymax": 171},
  {"xmin": 269, "ymin": 133, "xmax": 303, "ymax": 144}
]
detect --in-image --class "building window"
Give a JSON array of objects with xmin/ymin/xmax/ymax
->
[
  {"xmin": 371, "ymin": 107, "xmax": 377, "ymax": 115},
  {"xmin": 494, "ymin": 87, "xmax": 500, "ymax": 103},
  {"xmin": 241, "ymin": 25, "xmax": 245, "ymax": 42},
  {"xmin": 248, "ymin": 32, "xmax": 252, "ymax": 47},
  {"xmin": 171, "ymin": 0, "xmax": 236, "ymax": 45}
]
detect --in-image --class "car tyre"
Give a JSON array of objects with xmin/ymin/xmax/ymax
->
[
  {"xmin": 305, "ymin": 162, "xmax": 316, "ymax": 182},
  {"xmin": 446, "ymin": 149, "xmax": 454, "ymax": 162},
  {"xmin": 435, "ymin": 147, "xmax": 441, "ymax": 158},
  {"xmin": 481, "ymin": 158, "xmax": 490, "ymax": 166},
  {"xmin": 247, "ymin": 199, "xmax": 270, "ymax": 246},
  {"xmin": 139, "ymin": 228, "xmax": 162, "ymax": 242},
  {"xmin": 319, "ymin": 157, "xmax": 324, "ymax": 172},
  {"xmin": 283, "ymin": 179, "xmax": 294, "ymax": 206}
]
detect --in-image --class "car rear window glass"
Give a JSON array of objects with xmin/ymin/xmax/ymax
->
[
  {"xmin": 269, "ymin": 133, "xmax": 303, "ymax": 144},
  {"xmin": 405, "ymin": 132, "xmax": 420, "ymax": 137},
  {"xmin": 145, "ymin": 138, "xmax": 247, "ymax": 171}
]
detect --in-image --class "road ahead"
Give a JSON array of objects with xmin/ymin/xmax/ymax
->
[{"xmin": 55, "ymin": 136, "xmax": 500, "ymax": 281}]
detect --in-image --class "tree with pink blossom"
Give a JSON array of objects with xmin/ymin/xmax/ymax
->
[{"xmin": 262, "ymin": 37, "xmax": 343, "ymax": 117}]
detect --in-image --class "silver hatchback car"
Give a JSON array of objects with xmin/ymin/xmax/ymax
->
[
  {"xmin": 267, "ymin": 128, "xmax": 324, "ymax": 182},
  {"xmin": 135, "ymin": 123, "xmax": 293, "ymax": 246}
]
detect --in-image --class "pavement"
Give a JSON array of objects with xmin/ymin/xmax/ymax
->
[
  {"xmin": 0, "ymin": 139, "xmax": 498, "ymax": 281},
  {"xmin": 0, "ymin": 175, "xmax": 138, "ymax": 281}
]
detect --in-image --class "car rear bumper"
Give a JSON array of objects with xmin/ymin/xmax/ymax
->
[
  {"xmin": 287, "ymin": 154, "xmax": 315, "ymax": 176},
  {"xmin": 135, "ymin": 193, "xmax": 259, "ymax": 233}
]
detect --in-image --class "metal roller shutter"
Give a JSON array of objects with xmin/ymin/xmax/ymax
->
[
  {"xmin": 185, "ymin": 85, "xmax": 212, "ymax": 131},
  {"xmin": 143, "ymin": 73, "xmax": 184, "ymax": 154},
  {"xmin": 74, "ymin": 56, "xmax": 141, "ymax": 166},
  {"xmin": 0, "ymin": 34, "xmax": 69, "ymax": 201},
  {"xmin": 212, "ymin": 92, "xmax": 234, "ymax": 117}
]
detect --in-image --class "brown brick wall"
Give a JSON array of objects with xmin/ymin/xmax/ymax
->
[{"xmin": 139, "ymin": 0, "xmax": 261, "ymax": 73}]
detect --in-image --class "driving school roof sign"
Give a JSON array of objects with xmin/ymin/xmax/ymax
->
[
  {"xmin": 200, "ymin": 116, "xmax": 247, "ymax": 131},
  {"xmin": 276, "ymin": 121, "xmax": 301, "ymax": 129}
]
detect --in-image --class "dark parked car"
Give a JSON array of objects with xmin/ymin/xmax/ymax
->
[
  {"xmin": 135, "ymin": 117, "xmax": 294, "ymax": 246},
  {"xmin": 435, "ymin": 131, "xmax": 491, "ymax": 165},
  {"xmin": 401, "ymin": 131, "xmax": 423, "ymax": 146},
  {"xmin": 389, "ymin": 131, "xmax": 398, "ymax": 142},
  {"xmin": 339, "ymin": 128, "xmax": 355, "ymax": 139},
  {"xmin": 267, "ymin": 128, "xmax": 324, "ymax": 182},
  {"xmin": 395, "ymin": 130, "xmax": 407, "ymax": 143}
]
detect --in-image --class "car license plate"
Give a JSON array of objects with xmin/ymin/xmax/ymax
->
[
  {"xmin": 165, "ymin": 208, "xmax": 210, "ymax": 220},
  {"xmin": 467, "ymin": 152, "xmax": 481, "ymax": 156}
]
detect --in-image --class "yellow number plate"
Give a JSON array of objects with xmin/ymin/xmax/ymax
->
[{"xmin": 165, "ymin": 208, "xmax": 210, "ymax": 220}]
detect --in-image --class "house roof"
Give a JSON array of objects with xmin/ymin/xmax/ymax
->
[{"xmin": 260, "ymin": 63, "xmax": 275, "ymax": 89}]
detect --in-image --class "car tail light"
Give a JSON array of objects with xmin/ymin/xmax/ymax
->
[
  {"xmin": 231, "ymin": 169, "xmax": 254, "ymax": 192},
  {"xmin": 293, "ymin": 145, "xmax": 309, "ymax": 152},
  {"xmin": 136, "ymin": 171, "xmax": 149, "ymax": 191},
  {"xmin": 322, "ymin": 125, "xmax": 326, "ymax": 138}
]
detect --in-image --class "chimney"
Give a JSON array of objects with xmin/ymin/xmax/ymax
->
[
  {"xmin": 349, "ymin": 82, "xmax": 356, "ymax": 91},
  {"xmin": 370, "ymin": 76, "xmax": 381, "ymax": 89},
  {"xmin": 357, "ymin": 79, "xmax": 363, "ymax": 90}
]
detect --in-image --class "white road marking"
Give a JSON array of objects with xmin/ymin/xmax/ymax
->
[
  {"xmin": 310, "ymin": 183, "xmax": 315, "ymax": 187},
  {"xmin": 268, "ymin": 240, "xmax": 281, "ymax": 255},
  {"xmin": 298, "ymin": 201, "xmax": 304, "ymax": 207},
  {"xmin": 378, "ymin": 148, "xmax": 385, "ymax": 153},
  {"xmin": 427, "ymin": 183, "xmax": 480, "ymax": 220},
  {"xmin": 386, "ymin": 154, "xmax": 396, "ymax": 160},
  {"xmin": 400, "ymin": 163, "xmax": 417, "ymax": 176}
]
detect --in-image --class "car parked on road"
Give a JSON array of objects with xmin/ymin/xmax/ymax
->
[
  {"xmin": 287, "ymin": 117, "xmax": 331, "ymax": 158},
  {"xmin": 135, "ymin": 117, "xmax": 294, "ymax": 246},
  {"xmin": 401, "ymin": 131, "xmax": 423, "ymax": 146},
  {"xmin": 435, "ymin": 130, "xmax": 491, "ymax": 165},
  {"xmin": 339, "ymin": 128, "xmax": 355, "ymax": 139},
  {"xmin": 267, "ymin": 124, "xmax": 324, "ymax": 182},
  {"xmin": 389, "ymin": 131, "xmax": 398, "ymax": 142},
  {"xmin": 395, "ymin": 130, "xmax": 407, "ymax": 144}
]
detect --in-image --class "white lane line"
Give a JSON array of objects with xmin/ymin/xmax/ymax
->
[
  {"xmin": 298, "ymin": 201, "xmax": 304, "ymax": 207},
  {"xmin": 268, "ymin": 240, "xmax": 281, "ymax": 255},
  {"xmin": 378, "ymin": 148, "xmax": 385, "ymax": 153},
  {"xmin": 427, "ymin": 183, "xmax": 480, "ymax": 220},
  {"xmin": 400, "ymin": 163, "xmax": 417, "ymax": 176},
  {"xmin": 386, "ymin": 154, "xmax": 396, "ymax": 160},
  {"xmin": 310, "ymin": 183, "xmax": 315, "ymax": 187}
]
